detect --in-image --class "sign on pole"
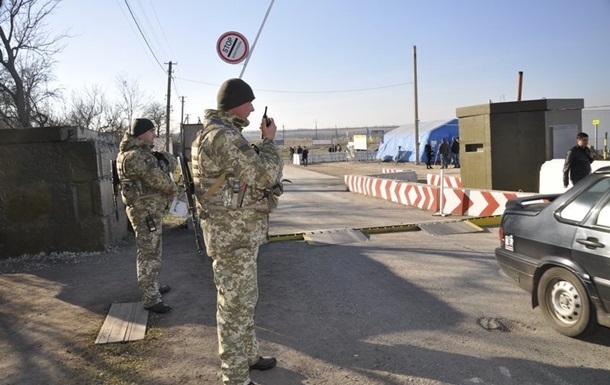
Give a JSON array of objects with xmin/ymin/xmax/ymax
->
[{"xmin": 216, "ymin": 31, "xmax": 249, "ymax": 64}]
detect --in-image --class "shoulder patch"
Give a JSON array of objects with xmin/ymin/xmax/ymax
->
[
  {"xmin": 237, "ymin": 143, "xmax": 252, "ymax": 153},
  {"xmin": 229, "ymin": 134, "xmax": 252, "ymax": 153}
]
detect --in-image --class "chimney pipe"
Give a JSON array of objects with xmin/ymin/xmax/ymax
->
[{"xmin": 517, "ymin": 71, "xmax": 523, "ymax": 101}]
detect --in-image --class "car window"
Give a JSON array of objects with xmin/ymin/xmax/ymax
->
[
  {"xmin": 597, "ymin": 200, "xmax": 610, "ymax": 227},
  {"xmin": 559, "ymin": 178, "xmax": 610, "ymax": 222}
]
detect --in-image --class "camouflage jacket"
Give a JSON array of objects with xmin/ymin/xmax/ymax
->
[
  {"xmin": 116, "ymin": 133, "xmax": 178, "ymax": 212},
  {"xmin": 191, "ymin": 109, "xmax": 284, "ymax": 215}
]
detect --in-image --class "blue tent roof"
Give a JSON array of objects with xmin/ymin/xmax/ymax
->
[{"xmin": 376, "ymin": 119, "xmax": 459, "ymax": 162}]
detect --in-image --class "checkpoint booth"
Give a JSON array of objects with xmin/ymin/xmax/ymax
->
[{"xmin": 456, "ymin": 99, "xmax": 584, "ymax": 193}]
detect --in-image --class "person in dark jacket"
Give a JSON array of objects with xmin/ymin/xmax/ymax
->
[
  {"xmin": 302, "ymin": 146, "xmax": 309, "ymax": 166},
  {"xmin": 438, "ymin": 139, "xmax": 450, "ymax": 169},
  {"xmin": 563, "ymin": 132, "xmax": 594, "ymax": 188},
  {"xmin": 424, "ymin": 141, "xmax": 434, "ymax": 169},
  {"xmin": 450, "ymin": 137, "xmax": 460, "ymax": 168}
]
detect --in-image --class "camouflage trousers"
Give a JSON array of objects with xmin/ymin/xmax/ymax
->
[
  {"xmin": 211, "ymin": 245, "xmax": 260, "ymax": 385},
  {"xmin": 126, "ymin": 206, "xmax": 164, "ymax": 308}
]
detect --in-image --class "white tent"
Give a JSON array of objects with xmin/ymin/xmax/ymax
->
[{"xmin": 376, "ymin": 119, "xmax": 459, "ymax": 162}]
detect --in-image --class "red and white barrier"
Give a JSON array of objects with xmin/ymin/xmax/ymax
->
[
  {"xmin": 345, "ymin": 175, "xmax": 438, "ymax": 211},
  {"xmin": 344, "ymin": 174, "xmax": 535, "ymax": 217},
  {"xmin": 427, "ymin": 174, "xmax": 462, "ymax": 188},
  {"xmin": 439, "ymin": 188, "xmax": 529, "ymax": 216}
]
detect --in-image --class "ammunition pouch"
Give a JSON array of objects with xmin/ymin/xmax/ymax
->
[{"xmin": 120, "ymin": 180, "xmax": 140, "ymax": 206}]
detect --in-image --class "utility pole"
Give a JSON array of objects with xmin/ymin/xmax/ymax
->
[
  {"xmin": 180, "ymin": 96, "xmax": 186, "ymax": 157},
  {"xmin": 413, "ymin": 45, "xmax": 420, "ymax": 165},
  {"xmin": 165, "ymin": 61, "xmax": 176, "ymax": 152}
]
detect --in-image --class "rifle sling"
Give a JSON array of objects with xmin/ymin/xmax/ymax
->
[{"xmin": 203, "ymin": 172, "xmax": 227, "ymax": 200}]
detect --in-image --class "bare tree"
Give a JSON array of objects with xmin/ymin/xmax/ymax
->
[
  {"xmin": 65, "ymin": 85, "xmax": 109, "ymax": 130},
  {"xmin": 57, "ymin": 76, "xmax": 165, "ymax": 141},
  {"xmin": 0, "ymin": 0, "xmax": 66, "ymax": 128},
  {"xmin": 142, "ymin": 100, "xmax": 166, "ymax": 136},
  {"xmin": 115, "ymin": 73, "xmax": 150, "ymax": 126}
]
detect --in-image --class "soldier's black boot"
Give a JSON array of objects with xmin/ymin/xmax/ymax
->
[
  {"xmin": 144, "ymin": 302, "xmax": 171, "ymax": 313},
  {"xmin": 249, "ymin": 356, "xmax": 277, "ymax": 371}
]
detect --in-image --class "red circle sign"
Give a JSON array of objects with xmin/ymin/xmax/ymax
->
[{"xmin": 216, "ymin": 31, "xmax": 249, "ymax": 64}]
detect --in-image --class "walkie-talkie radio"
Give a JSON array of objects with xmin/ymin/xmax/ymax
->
[
  {"xmin": 263, "ymin": 106, "xmax": 271, "ymax": 126},
  {"xmin": 262, "ymin": 106, "xmax": 271, "ymax": 139}
]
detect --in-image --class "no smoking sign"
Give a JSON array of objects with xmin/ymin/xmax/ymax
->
[{"xmin": 216, "ymin": 31, "xmax": 249, "ymax": 64}]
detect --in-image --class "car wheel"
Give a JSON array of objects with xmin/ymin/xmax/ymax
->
[{"xmin": 537, "ymin": 267, "xmax": 597, "ymax": 337}]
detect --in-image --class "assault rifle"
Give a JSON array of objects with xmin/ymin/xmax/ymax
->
[
  {"xmin": 110, "ymin": 159, "xmax": 120, "ymax": 221},
  {"xmin": 177, "ymin": 155, "xmax": 204, "ymax": 255}
]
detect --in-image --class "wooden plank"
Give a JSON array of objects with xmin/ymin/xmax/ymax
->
[{"xmin": 95, "ymin": 302, "xmax": 148, "ymax": 344}]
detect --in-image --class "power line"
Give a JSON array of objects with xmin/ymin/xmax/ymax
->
[
  {"xmin": 172, "ymin": 76, "xmax": 183, "ymax": 104},
  {"xmin": 133, "ymin": 0, "xmax": 170, "ymax": 60},
  {"xmin": 258, "ymin": 82, "xmax": 413, "ymax": 93},
  {"xmin": 148, "ymin": 0, "xmax": 176, "ymax": 59},
  {"xmin": 584, "ymin": 105, "xmax": 610, "ymax": 111},
  {"xmin": 174, "ymin": 77, "xmax": 412, "ymax": 94},
  {"xmin": 123, "ymin": 0, "xmax": 165, "ymax": 72}
]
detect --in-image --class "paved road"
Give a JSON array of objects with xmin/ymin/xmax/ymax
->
[
  {"xmin": 2, "ymin": 164, "xmax": 609, "ymax": 385},
  {"xmin": 255, "ymin": 165, "xmax": 610, "ymax": 384}
]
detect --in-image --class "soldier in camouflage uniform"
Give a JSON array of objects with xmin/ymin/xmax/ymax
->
[
  {"xmin": 192, "ymin": 79, "xmax": 283, "ymax": 385},
  {"xmin": 116, "ymin": 118, "xmax": 178, "ymax": 313}
]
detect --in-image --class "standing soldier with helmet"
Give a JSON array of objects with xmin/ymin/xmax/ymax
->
[
  {"xmin": 116, "ymin": 118, "xmax": 178, "ymax": 313},
  {"xmin": 192, "ymin": 78, "xmax": 284, "ymax": 385}
]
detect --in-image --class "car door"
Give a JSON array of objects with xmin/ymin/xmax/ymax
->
[{"xmin": 571, "ymin": 179, "xmax": 610, "ymax": 311}]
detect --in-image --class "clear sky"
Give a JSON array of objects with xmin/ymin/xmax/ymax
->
[{"xmin": 48, "ymin": 0, "xmax": 610, "ymax": 132}]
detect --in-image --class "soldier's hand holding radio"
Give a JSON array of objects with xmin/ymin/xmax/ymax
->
[{"xmin": 260, "ymin": 106, "xmax": 277, "ymax": 141}]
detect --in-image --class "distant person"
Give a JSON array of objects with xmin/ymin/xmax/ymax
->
[
  {"xmin": 563, "ymin": 132, "xmax": 594, "ymax": 188},
  {"xmin": 116, "ymin": 118, "xmax": 178, "ymax": 313},
  {"xmin": 438, "ymin": 139, "xmax": 450, "ymax": 169},
  {"xmin": 424, "ymin": 141, "xmax": 434, "ymax": 169},
  {"xmin": 450, "ymin": 136, "xmax": 460, "ymax": 168},
  {"xmin": 302, "ymin": 146, "xmax": 309, "ymax": 166}
]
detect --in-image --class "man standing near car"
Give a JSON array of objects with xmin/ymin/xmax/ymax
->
[{"xmin": 563, "ymin": 132, "xmax": 594, "ymax": 188}]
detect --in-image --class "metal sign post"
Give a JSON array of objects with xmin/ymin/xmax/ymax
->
[
  {"xmin": 239, "ymin": 0, "xmax": 276, "ymax": 78},
  {"xmin": 593, "ymin": 119, "xmax": 600, "ymax": 154}
]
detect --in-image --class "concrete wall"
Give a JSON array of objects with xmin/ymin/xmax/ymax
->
[{"xmin": 0, "ymin": 127, "xmax": 129, "ymax": 258}]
